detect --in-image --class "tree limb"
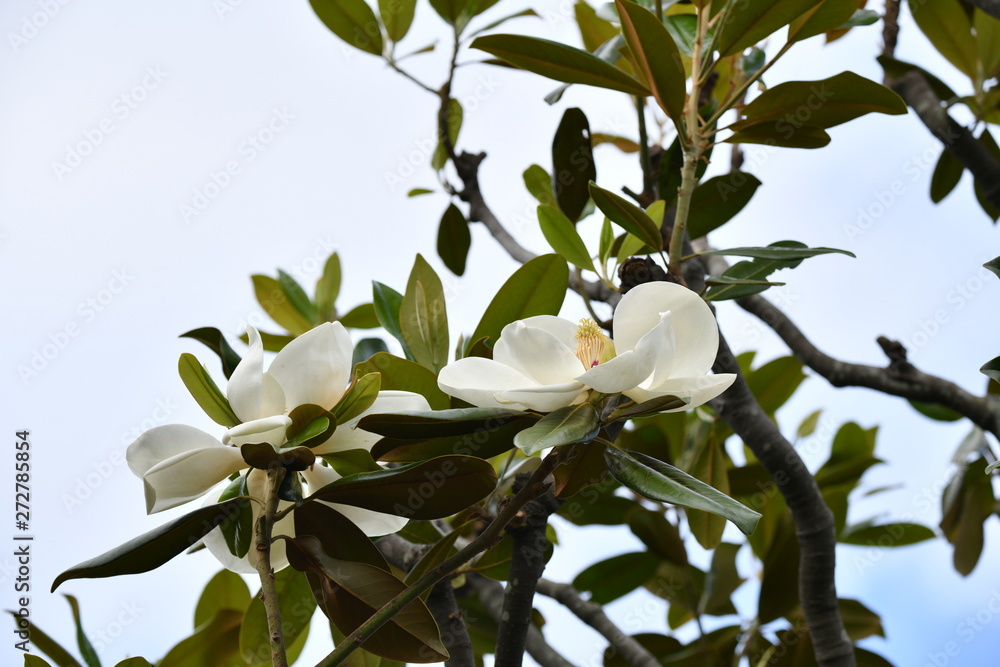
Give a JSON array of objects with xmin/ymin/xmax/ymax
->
[
  {"xmin": 535, "ymin": 579, "xmax": 660, "ymax": 667},
  {"xmin": 738, "ymin": 293, "xmax": 1000, "ymax": 440},
  {"xmin": 427, "ymin": 580, "xmax": 476, "ymax": 667},
  {"xmin": 467, "ymin": 573, "xmax": 578, "ymax": 667}
]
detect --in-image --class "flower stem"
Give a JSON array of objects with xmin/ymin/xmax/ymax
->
[
  {"xmin": 255, "ymin": 466, "xmax": 288, "ymax": 667},
  {"xmin": 314, "ymin": 450, "xmax": 566, "ymax": 667}
]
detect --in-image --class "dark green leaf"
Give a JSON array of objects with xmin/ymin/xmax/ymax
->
[
  {"xmin": 217, "ymin": 475, "xmax": 252, "ymax": 559},
  {"xmin": 726, "ymin": 123, "xmax": 832, "ymax": 149},
  {"xmin": 294, "ymin": 501, "xmax": 390, "ymax": 571},
  {"xmin": 604, "ymin": 448, "xmax": 760, "ymax": 535},
  {"xmin": 701, "ymin": 244, "xmax": 855, "ymax": 260},
  {"xmin": 380, "ymin": 0, "xmax": 416, "ymax": 41},
  {"xmin": 352, "ymin": 337, "xmax": 389, "ymax": 366},
  {"xmin": 307, "ymin": 455, "xmax": 497, "ymax": 519},
  {"xmin": 427, "ymin": 0, "xmax": 466, "ymax": 26},
  {"xmin": 355, "ymin": 352, "xmax": 450, "ymax": 409},
  {"xmin": 400, "ymin": 255, "xmax": 450, "ymax": 374},
  {"xmin": 909, "ymin": 399, "xmax": 963, "ymax": 422},
  {"xmin": 538, "ymin": 205, "xmax": 595, "ymax": 271},
  {"xmin": 7, "ymin": 613, "xmax": 80, "ymax": 667},
  {"xmin": 573, "ymin": 552, "xmax": 662, "ymax": 604},
  {"xmin": 278, "ymin": 269, "xmax": 318, "ymax": 323},
  {"xmin": 340, "ymin": 303, "xmax": 380, "ymax": 329},
  {"xmin": 788, "ymin": 0, "xmax": 860, "ymax": 43},
  {"xmin": 52, "ymin": 499, "xmax": 248, "ymax": 591},
  {"xmin": 432, "ymin": 98, "xmax": 463, "ymax": 170},
  {"xmin": 437, "ymin": 204, "xmax": 472, "ymax": 276},
  {"xmin": 930, "ymin": 147, "xmax": 964, "ymax": 203},
  {"xmin": 717, "ymin": 0, "xmax": 824, "ymax": 56},
  {"xmin": 286, "ymin": 404, "xmax": 339, "ymax": 450},
  {"xmin": 177, "ymin": 353, "xmax": 240, "ymax": 427},
  {"xmin": 470, "ymin": 254, "xmax": 569, "ymax": 347},
  {"xmin": 180, "ymin": 327, "xmax": 242, "ymax": 379},
  {"xmin": 685, "ymin": 437, "xmax": 731, "ymax": 550},
  {"xmin": 63, "ymin": 597, "xmax": 99, "ymax": 667},
  {"xmin": 159, "ymin": 609, "xmax": 243, "ymax": 667},
  {"xmin": 589, "ymin": 182, "xmax": 662, "ymax": 251},
  {"xmin": 704, "ymin": 241, "xmax": 811, "ymax": 302},
  {"xmin": 626, "ymin": 508, "xmax": 687, "ymax": 566},
  {"xmin": 315, "ymin": 253, "xmax": 342, "ymax": 322},
  {"xmin": 908, "ymin": 0, "xmax": 977, "ymax": 78},
  {"xmin": 241, "ymin": 443, "xmax": 316, "ymax": 471},
  {"xmin": 876, "ymin": 55, "xmax": 958, "ymax": 102},
  {"xmin": 574, "ymin": 0, "xmax": 618, "ymax": 52},
  {"xmin": 309, "ymin": 0, "xmax": 384, "ymax": 56},
  {"xmin": 471, "ymin": 34, "xmax": 650, "ymax": 96},
  {"xmin": 615, "ymin": 0, "xmax": 686, "ymax": 123},
  {"xmin": 841, "ymin": 522, "xmax": 936, "ymax": 547},
  {"xmin": 552, "ymin": 108, "xmax": 597, "ymax": 222},
  {"xmin": 983, "ymin": 256, "xmax": 1000, "ymax": 280},
  {"xmin": 25, "ymin": 656, "xmax": 56, "ymax": 667},
  {"xmin": 359, "ymin": 407, "xmax": 528, "ymax": 439},
  {"xmin": 332, "ymin": 372, "xmax": 381, "ymax": 424},
  {"xmin": 372, "ymin": 282, "xmax": 411, "ymax": 358},
  {"xmin": 514, "ymin": 404, "xmax": 601, "ymax": 455},
  {"xmin": 700, "ymin": 542, "xmax": 744, "ymax": 616},
  {"xmin": 687, "ymin": 172, "xmax": 762, "ymax": 238},
  {"xmin": 403, "ymin": 524, "xmax": 465, "ymax": 585}
]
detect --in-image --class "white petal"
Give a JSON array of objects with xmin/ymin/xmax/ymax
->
[
  {"xmin": 518, "ymin": 315, "xmax": 579, "ymax": 349},
  {"xmin": 228, "ymin": 327, "xmax": 286, "ymax": 421},
  {"xmin": 268, "ymin": 322, "xmax": 353, "ymax": 412},
  {"xmin": 301, "ymin": 465, "xmax": 408, "ymax": 536},
  {"xmin": 223, "ymin": 415, "xmax": 293, "ymax": 447},
  {"xmin": 438, "ymin": 357, "xmax": 540, "ymax": 410},
  {"xmin": 494, "ymin": 321, "xmax": 583, "ymax": 385},
  {"xmin": 127, "ymin": 424, "xmax": 226, "ymax": 478},
  {"xmin": 496, "ymin": 381, "xmax": 588, "ymax": 412},
  {"xmin": 614, "ymin": 282, "xmax": 719, "ymax": 377},
  {"xmin": 624, "ymin": 373, "xmax": 736, "ymax": 409},
  {"xmin": 142, "ymin": 446, "xmax": 246, "ymax": 513},
  {"xmin": 312, "ymin": 390, "xmax": 431, "ymax": 456}
]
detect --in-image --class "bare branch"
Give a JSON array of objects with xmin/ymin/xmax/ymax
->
[
  {"xmin": 535, "ymin": 579, "xmax": 660, "ymax": 667},
  {"xmin": 737, "ymin": 293, "xmax": 1000, "ymax": 440}
]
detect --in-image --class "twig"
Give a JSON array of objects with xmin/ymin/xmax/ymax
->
[
  {"xmin": 535, "ymin": 579, "xmax": 660, "ymax": 667},
  {"xmin": 255, "ymin": 467, "xmax": 288, "ymax": 667}
]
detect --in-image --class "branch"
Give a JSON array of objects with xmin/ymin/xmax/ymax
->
[
  {"xmin": 737, "ymin": 293, "xmax": 1000, "ymax": 440},
  {"xmin": 427, "ymin": 580, "xmax": 476, "ymax": 667},
  {"xmin": 494, "ymin": 484, "xmax": 562, "ymax": 667},
  {"xmin": 255, "ymin": 467, "xmax": 288, "ymax": 667},
  {"xmin": 965, "ymin": 0, "xmax": 1000, "ymax": 20},
  {"xmin": 535, "ymin": 579, "xmax": 660, "ymax": 667},
  {"xmin": 709, "ymin": 335, "xmax": 855, "ymax": 667},
  {"xmin": 466, "ymin": 574, "xmax": 578, "ymax": 667}
]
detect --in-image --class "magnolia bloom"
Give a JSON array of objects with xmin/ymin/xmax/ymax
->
[
  {"xmin": 438, "ymin": 281, "xmax": 735, "ymax": 412},
  {"xmin": 126, "ymin": 322, "xmax": 426, "ymax": 568}
]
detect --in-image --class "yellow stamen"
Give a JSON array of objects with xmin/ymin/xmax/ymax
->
[{"xmin": 574, "ymin": 318, "xmax": 613, "ymax": 369}]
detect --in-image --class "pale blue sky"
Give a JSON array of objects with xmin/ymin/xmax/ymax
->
[{"xmin": 2, "ymin": 1, "xmax": 998, "ymax": 666}]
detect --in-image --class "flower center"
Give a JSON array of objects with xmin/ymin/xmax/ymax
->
[{"xmin": 574, "ymin": 318, "xmax": 614, "ymax": 369}]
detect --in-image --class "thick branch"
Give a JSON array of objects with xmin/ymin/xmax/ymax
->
[
  {"xmin": 535, "ymin": 579, "xmax": 660, "ymax": 667},
  {"xmin": 428, "ymin": 580, "xmax": 475, "ymax": 667},
  {"xmin": 710, "ymin": 336, "xmax": 855, "ymax": 667},
  {"xmin": 494, "ymin": 484, "xmax": 562, "ymax": 667},
  {"xmin": 888, "ymin": 71, "xmax": 1000, "ymax": 210},
  {"xmin": 738, "ymin": 294, "xmax": 1000, "ymax": 440},
  {"xmin": 467, "ymin": 574, "xmax": 577, "ymax": 667}
]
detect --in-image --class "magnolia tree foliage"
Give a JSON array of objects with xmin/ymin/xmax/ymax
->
[{"xmin": 24, "ymin": 1, "xmax": 1000, "ymax": 666}]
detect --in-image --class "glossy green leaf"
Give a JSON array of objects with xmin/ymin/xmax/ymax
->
[
  {"xmin": 604, "ymin": 448, "xmax": 760, "ymax": 535},
  {"xmin": 52, "ymin": 499, "xmax": 248, "ymax": 591},
  {"xmin": 732, "ymin": 72, "xmax": 907, "ymax": 133},
  {"xmin": 288, "ymin": 536, "xmax": 449, "ymax": 661},
  {"xmin": 716, "ymin": 0, "xmax": 823, "ymax": 56},
  {"xmin": 307, "ymin": 455, "xmax": 497, "ymax": 519},
  {"xmin": 427, "ymin": 0, "xmax": 466, "ymax": 25},
  {"xmin": 552, "ymin": 108, "xmax": 597, "ymax": 222},
  {"xmin": 252, "ymin": 274, "xmax": 313, "ymax": 335},
  {"xmin": 703, "ymin": 241, "xmax": 811, "ymax": 301},
  {"xmin": 216, "ymin": 475, "xmax": 252, "ymax": 558},
  {"xmin": 685, "ymin": 437, "xmax": 731, "ymax": 550},
  {"xmin": 315, "ymin": 253, "xmax": 342, "ymax": 322},
  {"xmin": 788, "ymin": 0, "xmax": 859, "ymax": 43},
  {"xmin": 380, "ymin": 0, "xmax": 416, "ymax": 41},
  {"xmin": 589, "ymin": 182, "xmax": 662, "ymax": 251},
  {"xmin": 514, "ymin": 404, "xmax": 601, "ymax": 455},
  {"xmin": 524, "ymin": 164, "xmax": 557, "ymax": 206},
  {"xmin": 941, "ymin": 457, "xmax": 995, "ymax": 575},
  {"xmin": 975, "ymin": 129, "xmax": 1000, "ymax": 221},
  {"xmin": 626, "ymin": 508, "xmax": 688, "ymax": 566},
  {"xmin": 286, "ymin": 404, "xmax": 339, "ymax": 450},
  {"xmin": 538, "ymin": 205, "xmax": 595, "ymax": 271},
  {"xmin": 574, "ymin": 0, "xmax": 618, "ymax": 52},
  {"xmin": 340, "ymin": 303, "xmax": 380, "ymax": 329},
  {"xmin": 278, "ymin": 269, "xmax": 318, "ymax": 323},
  {"xmin": 985, "ymin": 256, "xmax": 1000, "ymax": 280},
  {"xmin": 355, "ymin": 351, "xmax": 450, "ymax": 409},
  {"xmin": 240, "ymin": 568, "xmax": 315, "ymax": 666},
  {"xmin": 726, "ymin": 123, "xmax": 832, "ymax": 149},
  {"xmin": 372, "ymin": 281, "xmax": 411, "ymax": 358},
  {"xmin": 159, "ymin": 609, "xmax": 243, "ymax": 667},
  {"xmin": 470, "ymin": 254, "xmax": 569, "ymax": 347},
  {"xmin": 403, "ymin": 524, "xmax": 465, "ymax": 585},
  {"xmin": 294, "ymin": 501, "xmax": 390, "ymax": 571},
  {"xmin": 746, "ymin": 355, "xmax": 807, "ymax": 417},
  {"xmin": 758, "ymin": 515, "xmax": 800, "ymax": 622},
  {"xmin": 309, "ymin": 0, "xmax": 384, "ymax": 56},
  {"xmin": 908, "ymin": 0, "xmax": 977, "ymax": 78},
  {"xmin": 63, "ymin": 597, "xmax": 98, "ymax": 667},
  {"xmin": 687, "ymin": 172, "xmax": 762, "ymax": 238},
  {"xmin": 437, "ymin": 204, "xmax": 471, "ymax": 276},
  {"xmin": 573, "ymin": 551, "xmax": 662, "ymax": 604},
  {"xmin": 400, "ymin": 255, "xmax": 449, "ymax": 374},
  {"xmin": 353, "ymin": 337, "xmax": 389, "ymax": 366},
  {"xmin": 701, "ymin": 244, "xmax": 855, "ymax": 260},
  {"xmin": 551, "ymin": 440, "xmax": 610, "ymax": 498},
  {"xmin": 976, "ymin": 9, "xmax": 1000, "ymax": 79},
  {"xmin": 360, "ymin": 407, "xmax": 528, "ymax": 439},
  {"xmin": 930, "ymin": 148, "xmax": 964, "ymax": 203},
  {"xmin": 615, "ymin": 0, "xmax": 686, "ymax": 123},
  {"xmin": 371, "ymin": 418, "xmax": 528, "ymax": 463},
  {"xmin": 432, "ymin": 98, "xmax": 463, "ymax": 170},
  {"xmin": 471, "ymin": 34, "xmax": 650, "ymax": 96},
  {"xmin": 841, "ymin": 522, "xmax": 935, "ymax": 547},
  {"xmin": 180, "ymin": 327, "xmax": 242, "ymax": 379},
  {"xmin": 194, "ymin": 570, "xmax": 251, "ymax": 628},
  {"xmin": 177, "ymin": 353, "xmax": 239, "ymax": 427},
  {"xmin": 7, "ymin": 614, "xmax": 80, "ymax": 667},
  {"xmin": 331, "ymin": 372, "xmax": 381, "ymax": 424},
  {"xmin": 909, "ymin": 399, "xmax": 963, "ymax": 422}
]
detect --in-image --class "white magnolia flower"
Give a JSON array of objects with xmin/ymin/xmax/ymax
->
[
  {"xmin": 438, "ymin": 281, "xmax": 735, "ymax": 412},
  {"xmin": 125, "ymin": 322, "xmax": 426, "ymax": 569}
]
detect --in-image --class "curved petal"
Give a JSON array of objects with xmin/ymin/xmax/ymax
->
[
  {"xmin": 438, "ymin": 357, "xmax": 541, "ymax": 410},
  {"xmin": 301, "ymin": 465, "xmax": 408, "ymax": 536},
  {"xmin": 268, "ymin": 322, "xmax": 353, "ymax": 412},
  {"xmin": 493, "ymin": 321, "xmax": 583, "ymax": 385},
  {"xmin": 576, "ymin": 312, "xmax": 674, "ymax": 393},
  {"xmin": 127, "ymin": 424, "xmax": 226, "ymax": 478},
  {"xmin": 223, "ymin": 415, "xmax": 293, "ymax": 447},
  {"xmin": 624, "ymin": 373, "xmax": 736, "ymax": 409},
  {"xmin": 518, "ymin": 315, "xmax": 579, "ymax": 349},
  {"xmin": 142, "ymin": 447, "xmax": 247, "ymax": 513},
  {"xmin": 228, "ymin": 327, "xmax": 286, "ymax": 422},
  {"xmin": 496, "ymin": 381, "xmax": 588, "ymax": 412},
  {"xmin": 614, "ymin": 282, "xmax": 719, "ymax": 377},
  {"xmin": 202, "ymin": 472, "xmax": 296, "ymax": 573},
  {"xmin": 312, "ymin": 390, "xmax": 431, "ymax": 455}
]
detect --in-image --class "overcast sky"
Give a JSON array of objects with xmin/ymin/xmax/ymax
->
[{"xmin": 2, "ymin": 0, "xmax": 998, "ymax": 666}]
